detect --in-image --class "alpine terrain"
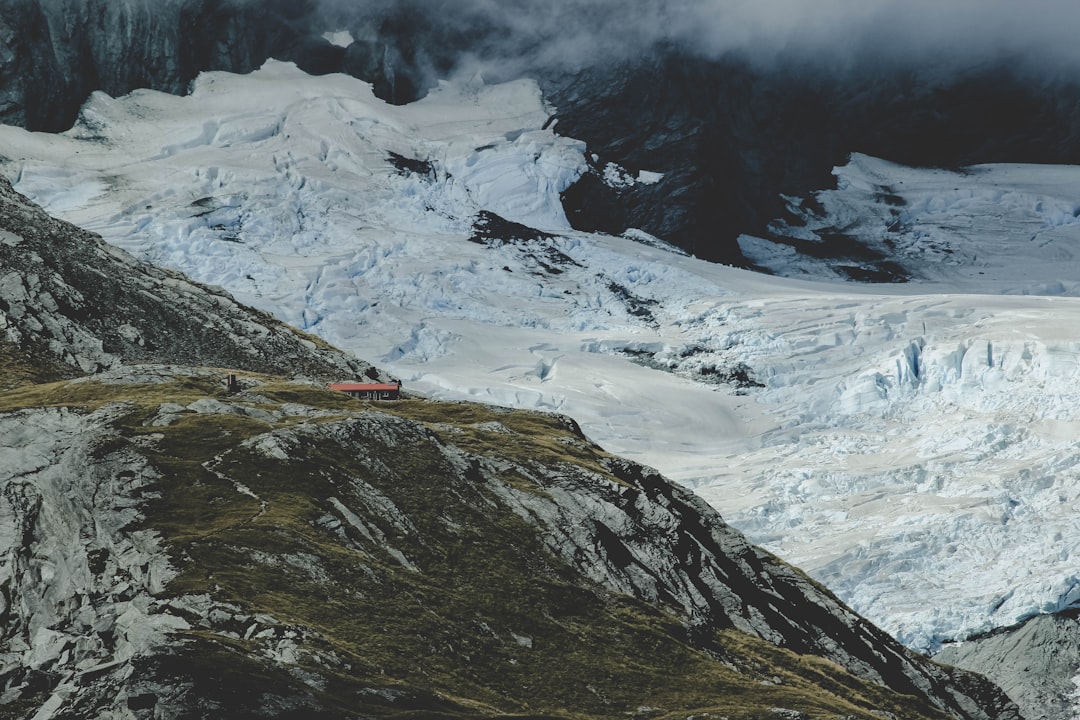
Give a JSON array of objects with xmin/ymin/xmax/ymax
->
[
  {"xmin": 3, "ymin": 0, "xmax": 1080, "ymax": 718},
  {"xmin": 0, "ymin": 173, "xmax": 1020, "ymax": 718}
]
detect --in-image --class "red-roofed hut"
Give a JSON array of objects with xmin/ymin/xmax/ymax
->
[{"xmin": 328, "ymin": 382, "xmax": 402, "ymax": 400}]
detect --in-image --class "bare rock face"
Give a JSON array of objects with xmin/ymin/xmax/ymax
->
[
  {"xmin": 0, "ymin": 405, "xmax": 184, "ymax": 717},
  {"xmin": 0, "ymin": 0, "xmax": 312, "ymax": 132},
  {"xmin": 0, "ymin": 175, "xmax": 385, "ymax": 382},
  {"xmin": 937, "ymin": 612, "xmax": 1080, "ymax": 720},
  {"xmin": 483, "ymin": 453, "xmax": 1021, "ymax": 720}
]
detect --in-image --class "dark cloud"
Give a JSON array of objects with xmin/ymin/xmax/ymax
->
[{"xmin": 313, "ymin": 0, "xmax": 1080, "ymax": 82}]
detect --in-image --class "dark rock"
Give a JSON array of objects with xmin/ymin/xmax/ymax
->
[
  {"xmin": 469, "ymin": 211, "xmax": 557, "ymax": 246},
  {"xmin": 0, "ymin": 0, "xmax": 310, "ymax": 132},
  {"xmin": 280, "ymin": 36, "xmax": 346, "ymax": 76}
]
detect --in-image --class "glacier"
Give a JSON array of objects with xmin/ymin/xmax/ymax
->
[{"xmin": 5, "ymin": 60, "xmax": 1080, "ymax": 656}]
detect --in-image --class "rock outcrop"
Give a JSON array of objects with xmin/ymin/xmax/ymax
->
[
  {"xmin": 0, "ymin": 0, "xmax": 315, "ymax": 132},
  {"xmin": 937, "ymin": 612, "xmax": 1080, "ymax": 720}
]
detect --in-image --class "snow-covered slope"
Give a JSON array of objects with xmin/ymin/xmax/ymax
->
[
  {"xmin": 743, "ymin": 152, "xmax": 1080, "ymax": 293},
  {"xmin": 6, "ymin": 61, "xmax": 1080, "ymax": 661},
  {"xmin": 0, "ymin": 172, "xmax": 384, "ymax": 383}
]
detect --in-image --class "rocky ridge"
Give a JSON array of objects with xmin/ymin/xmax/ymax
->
[
  {"xmin": 0, "ymin": 174, "xmax": 384, "ymax": 385},
  {"xmin": 0, "ymin": 367, "xmax": 1020, "ymax": 719},
  {"xmin": 936, "ymin": 613, "xmax": 1080, "ymax": 720}
]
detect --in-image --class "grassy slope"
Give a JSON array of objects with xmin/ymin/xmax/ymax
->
[{"xmin": 0, "ymin": 369, "xmax": 955, "ymax": 720}]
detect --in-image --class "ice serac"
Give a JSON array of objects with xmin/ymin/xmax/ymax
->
[
  {"xmin": 745, "ymin": 152, "xmax": 1080, "ymax": 293},
  {"xmin": 11, "ymin": 0, "xmax": 1080, "ymax": 261},
  {"xmin": 0, "ymin": 174, "xmax": 384, "ymax": 382}
]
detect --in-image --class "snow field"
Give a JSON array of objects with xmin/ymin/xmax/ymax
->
[{"xmin": 744, "ymin": 153, "xmax": 1080, "ymax": 295}]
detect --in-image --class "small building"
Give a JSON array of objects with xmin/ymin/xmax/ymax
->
[{"xmin": 328, "ymin": 381, "xmax": 402, "ymax": 400}]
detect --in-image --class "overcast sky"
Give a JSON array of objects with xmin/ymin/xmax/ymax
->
[
  {"xmin": 670, "ymin": 0, "xmax": 1076, "ymax": 54},
  {"xmin": 326, "ymin": 0, "xmax": 1080, "ymax": 80}
]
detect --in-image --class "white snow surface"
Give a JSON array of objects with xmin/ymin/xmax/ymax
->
[
  {"xmin": 6, "ymin": 61, "xmax": 1080, "ymax": 651},
  {"xmin": 743, "ymin": 152, "xmax": 1080, "ymax": 295}
]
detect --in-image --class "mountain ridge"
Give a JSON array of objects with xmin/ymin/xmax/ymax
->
[
  {"xmin": 0, "ymin": 173, "xmax": 385, "ymax": 384},
  {"xmin": 0, "ymin": 367, "xmax": 1022, "ymax": 720}
]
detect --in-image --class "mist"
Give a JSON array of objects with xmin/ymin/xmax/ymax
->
[{"xmin": 316, "ymin": 0, "xmax": 1080, "ymax": 84}]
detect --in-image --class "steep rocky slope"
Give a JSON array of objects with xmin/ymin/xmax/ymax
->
[
  {"xmin": 936, "ymin": 613, "xmax": 1080, "ymax": 720},
  {"xmin": 0, "ymin": 367, "xmax": 1019, "ymax": 719}
]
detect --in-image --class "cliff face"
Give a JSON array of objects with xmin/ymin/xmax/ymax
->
[{"xmin": 0, "ymin": 0, "xmax": 311, "ymax": 131}]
